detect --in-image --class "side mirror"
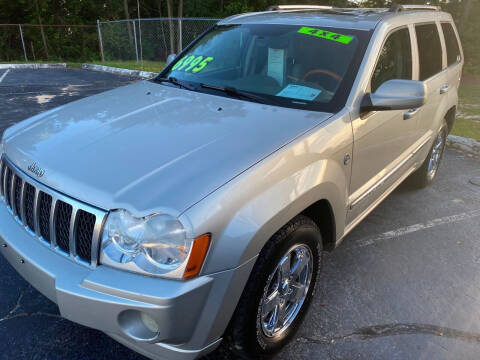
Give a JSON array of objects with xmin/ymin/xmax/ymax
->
[
  {"xmin": 361, "ymin": 79, "xmax": 427, "ymax": 112},
  {"xmin": 166, "ymin": 53, "xmax": 177, "ymax": 66}
]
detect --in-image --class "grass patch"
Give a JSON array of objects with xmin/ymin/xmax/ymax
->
[
  {"xmin": 458, "ymin": 83, "xmax": 480, "ymax": 106},
  {"xmin": 452, "ymin": 82, "xmax": 480, "ymax": 141},
  {"xmin": 87, "ymin": 61, "xmax": 165, "ymax": 73},
  {"xmin": 451, "ymin": 117, "xmax": 480, "ymax": 141},
  {"xmin": 1, "ymin": 60, "xmax": 165, "ymax": 73}
]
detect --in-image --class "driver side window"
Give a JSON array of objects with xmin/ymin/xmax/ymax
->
[{"xmin": 371, "ymin": 27, "xmax": 412, "ymax": 93}]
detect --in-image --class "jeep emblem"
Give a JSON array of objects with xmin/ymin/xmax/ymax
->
[{"xmin": 27, "ymin": 162, "xmax": 45, "ymax": 178}]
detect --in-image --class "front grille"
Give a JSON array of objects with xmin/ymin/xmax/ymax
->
[{"xmin": 0, "ymin": 157, "xmax": 106, "ymax": 267}]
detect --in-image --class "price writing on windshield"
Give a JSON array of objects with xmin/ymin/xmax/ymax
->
[{"xmin": 171, "ymin": 55, "xmax": 214, "ymax": 73}]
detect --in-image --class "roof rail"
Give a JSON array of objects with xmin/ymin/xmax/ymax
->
[
  {"xmin": 389, "ymin": 4, "xmax": 441, "ymax": 12},
  {"xmin": 266, "ymin": 5, "xmax": 333, "ymax": 11}
]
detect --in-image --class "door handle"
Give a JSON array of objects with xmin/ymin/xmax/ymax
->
[
  {"xmin": 403, "ymin": 108, "xmax": 420, "ymax": 120},
  {"xmin": 440, "ymin": 84, "xmax": 449, "ymax": 94}
]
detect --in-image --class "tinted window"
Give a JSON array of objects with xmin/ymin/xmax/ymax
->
[
  {"xmin": 415, "ymin": 23, "xmax": 443, "ymax": 80},
  {"xmin": 371, "ymin": 27, "xmax": 412, "ymax": 92},
  {"xmin": 442, "ymin": 22, "xmax": 461, "ymax": 66}
]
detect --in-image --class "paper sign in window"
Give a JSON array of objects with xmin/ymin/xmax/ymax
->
[
  {"xmin": 276, "ymin": 84, "xmax": 322, "ymax": 101},
  {"xmin": 268, "ymin": 48, "xmax": 285, "ymax": 86}
]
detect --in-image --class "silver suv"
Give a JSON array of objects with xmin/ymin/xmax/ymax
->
[{"xmin": 0, "ymin": 4, "xmax": 463, "ymax": 360}]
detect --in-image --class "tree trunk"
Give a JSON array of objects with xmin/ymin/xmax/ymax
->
[
  {"xmin": 35, "ymin": 0, "xmax": 49, "ymax": 59},
  {"xmin": 157, "ymin": 0, "xmax": 162, "ymax": 16},
  {"xmin": 167, "ymin": 0, "xmax": 175, "ymax": 54},
  {"xmin": 178, "ymin": 0, "xmax": 183, "ymax": 18},
  {"xmin": 460, "ymin": 0, "xmax": 473, "ymax": 33},
  {"xmin": 124, "ymin": 0, "xmax": 134, "ymax": 45},
  {"xmin": 157, "ymin": 0, "xmax": 169, "ymax": 59}
]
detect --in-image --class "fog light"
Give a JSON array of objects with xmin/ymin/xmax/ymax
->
[
  {"xmin": 118, "ymin": 310, "xmax": 160, "ymax": 342},
  {"xmin": 141, "ymin": 312, "xmax": 160, "ymax": 333}
]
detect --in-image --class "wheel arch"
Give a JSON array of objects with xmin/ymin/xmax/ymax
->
[
  {"xmin": 444, "ymin": 105, "xmax": 456, "ymax": 133},
  {"xmin": 301, "ymin": 199, "xmax": 336, "ymax": 251}
]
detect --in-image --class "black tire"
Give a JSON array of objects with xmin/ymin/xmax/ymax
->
[
  {"xmin": 222, "ymin": 215, "xmax": 322, "ymax": 359},
  {"xmin": 408, "ymin": 121, "xmax": 448, "ymax": 188}
]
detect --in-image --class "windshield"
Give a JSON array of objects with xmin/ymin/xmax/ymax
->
[{"xmin": 159, "ymin": 24, "xmax": 370, "ymax": 112}]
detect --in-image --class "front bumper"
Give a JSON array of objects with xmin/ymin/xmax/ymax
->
[{"xmin": 0, "ymin": 204, "xmax": 255, "ymax": 360}]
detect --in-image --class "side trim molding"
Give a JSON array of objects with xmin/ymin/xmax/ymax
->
[{"xmin": 349, "ymin": 135, "xmax": 431, "ymax": 210}]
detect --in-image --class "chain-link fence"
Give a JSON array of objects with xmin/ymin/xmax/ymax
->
[
  {"xmin": 98, "ymin": 18, "xmax": 219, "ymax": 63},
  {"xmin": 0, "ymin": 18, "xmax": 218, "ymax": 64},
  {"xmin": 0, "ymin": 24, "xmax": 99, "ymax": 62}
]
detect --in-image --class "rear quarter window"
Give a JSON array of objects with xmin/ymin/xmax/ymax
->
[
  {"xmin": 415, "ymin": 23, "xmax": 443, "ymax": 81},
  {"xmin": 441, "ymin": 22, "xmax": 461, "ymax": 66}
]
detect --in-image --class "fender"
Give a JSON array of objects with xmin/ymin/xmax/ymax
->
[{"xmin": 183, "ymin": 111, "xmax": 353, "ymax": 275}]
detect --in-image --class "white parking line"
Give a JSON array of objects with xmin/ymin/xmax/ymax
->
[
  {"xmin": 0, "ymin": 69, "xmax": 10, "ymax": 83},
  {"xmin": 350, "ymin": 209, "xmax": 480, "ymax": 249}
]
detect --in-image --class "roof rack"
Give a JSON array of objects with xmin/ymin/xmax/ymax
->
[
  {"xmin": 389, "ymin": 4, "xmax": 441, "ymax": 12},
  {"xmin": 266, "ymin": 5, "xmax": 333, "ymax": 11}
]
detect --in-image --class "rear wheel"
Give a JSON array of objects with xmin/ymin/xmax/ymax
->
[
  {"xmin": 223, "ymin": 215, "xmax": 322, "ymax": 359},
  {"xmin": 408, "ymin": 121, "xmax": 447, "ymax": 188}
]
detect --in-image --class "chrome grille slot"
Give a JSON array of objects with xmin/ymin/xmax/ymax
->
[
  {"xmin": 13, "ymin": 175, "xmax": 22, "ymax": 217},
  {"xmin": 55, "ymin": 200, "xmax": 72, "ymax": 253},
  {"xmin": 0, "ymin": 157, "xmax": 106, "ymax": 267},
  {"xmin": 75, "ymin": 210, "xmax": 96, "ymax": 263},
  {"xmin": 39, "ymin": 192, "xmax": 52, "ymax": 242},
  {"xmin": 5, "ymin": 167, "xmax": 12, "ymax": 208},
  {"xmin": 23, "ymin": 183, "xmax": 35, "ymax": 231},
  {"xmin": 0, "ymin": 162, "xmax": 6, "ymax": 197}
]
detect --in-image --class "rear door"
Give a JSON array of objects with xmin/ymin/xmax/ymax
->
[
  {"xmin": 414, "ymin": 22, "xmax": 448, "ymax": 142},
  {"xmin": 440, "ymin": 21, "xmax": 463, "ymax": 113}
]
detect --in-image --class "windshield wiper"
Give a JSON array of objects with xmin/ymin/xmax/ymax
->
[
  {"xmin": 200, "ymin": 83, "xmax": 274, "ymax": 105},
  {"xmin": 155, "ymin": 76, "xmax": 196, "ymax": 91}
]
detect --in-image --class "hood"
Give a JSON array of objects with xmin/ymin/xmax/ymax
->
[{"xmin": 4, "ymin": 81, "xmax": 332, "ymax": 216}]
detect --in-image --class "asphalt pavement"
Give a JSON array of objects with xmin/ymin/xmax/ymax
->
[{"xmin": 1, "ymin": 68, "xmax": 480, "ymax": 360}]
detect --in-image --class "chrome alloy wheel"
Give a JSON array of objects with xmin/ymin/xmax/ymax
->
[
  {"xmin": 260, "ymin": 244, "xmax": 313, "ymax": 338},
  {"xmin": 427, "ymin": 127, "xmax": 446, "ymax": 180}
]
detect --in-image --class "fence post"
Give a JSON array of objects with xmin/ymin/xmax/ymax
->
[
  {"xmin": 18, "ymin": 25, "xmax": 28, "ymax": 62},
  {"xmin": 138, "ymin": 19, "xmax": 144, "ymax": 67},
  {"xmin": 132, "ymin": 20, "xmax": 139, "ymax": 64},
  {"xmin": 178, "ymin": 19, "xmax": 183, "ymax": 52},
  {"xmin": 97, "ymin": 20, "xmax": 105, "ymax": 62}
]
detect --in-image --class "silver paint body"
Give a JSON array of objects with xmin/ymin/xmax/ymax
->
[{"xmin": 0, "ymin": 8, "xmax": 462, "ymax": 360}]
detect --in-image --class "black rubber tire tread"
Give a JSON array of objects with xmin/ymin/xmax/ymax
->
[
  {"xmin": 220, "ymin": 215, "xmax": 322, "ymax": 360},
  {"xmin": 408, "ymin": 120, "xmax": 447, "ymax": 188}
]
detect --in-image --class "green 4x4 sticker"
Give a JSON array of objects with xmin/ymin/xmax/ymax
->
[
  {"xmin": 171, "ymin": 55, "xmax": 214, "ymax": 73},
  {"xmin": 298, "ymin": 26, "xmax": 353, "ymax": 44}
]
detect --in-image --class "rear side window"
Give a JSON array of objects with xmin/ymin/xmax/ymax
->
[
  {"xmin": 415, "ymin": 23, "xmax": 443, "ymax": 80},
  {"xmin": 371, "ymin": 27, "xmax": 412, "ymax": 92},
  {"xmin": 441, "ymin": 22, "xmax": 461, "ymax": 66}
]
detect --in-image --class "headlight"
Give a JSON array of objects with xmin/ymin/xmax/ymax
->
[{"xmin": 100, "ymin": 209, "xmax": 210, "ymax": 279}]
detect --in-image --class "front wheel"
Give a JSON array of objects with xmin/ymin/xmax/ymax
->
[
  {"xmin": 408, "ymin": 121, "xmax": 447, "ymax": 188},
  {"xmin": 223, "ymin": 215, "xmax": 322, "ymax": 359}
]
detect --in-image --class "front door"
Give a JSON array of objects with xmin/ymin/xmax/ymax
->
[{"xmin": 347, "ymin": 26, "xmax": 419, "ymax": 225}]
